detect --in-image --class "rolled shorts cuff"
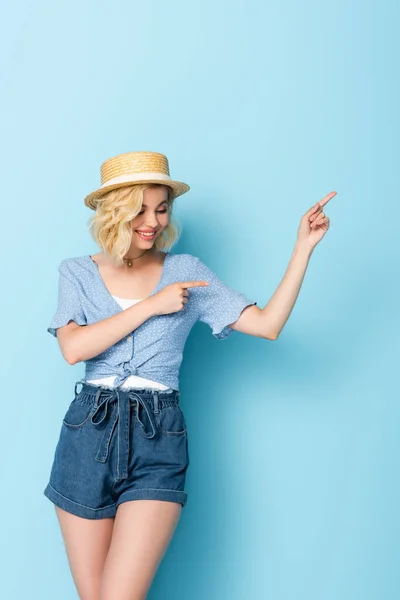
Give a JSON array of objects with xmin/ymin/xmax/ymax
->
[
  {"xmin": 117, "ymin": 488, "xmax": 187, "ymax": 508},
  {"xmin": 44, "ymin": 483, "xmax": 187, "ymax": 520},
  {"xmin": 44, "ymin": 483, "xmax": 116, "ymax": 520}
]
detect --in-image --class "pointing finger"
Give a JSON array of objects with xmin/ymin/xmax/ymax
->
[
  {"xmin": 306, "ymin": 191, "xmax": 337, "ymax": 217},
  {"xmin": 181, "ymin": 281, "xmax": 209, "ymax": 288},
  {"xmin": 318, "ymin": 191, "xmax": 337, "ymax": 208}
]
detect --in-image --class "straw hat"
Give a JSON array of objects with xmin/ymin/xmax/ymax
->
[{"xmin": 84, "ymin": 151, "xmax": 190, "ymax": 210}]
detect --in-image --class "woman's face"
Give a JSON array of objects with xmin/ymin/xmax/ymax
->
[{"xmin": 130, "ymin": 185, "xmax": 170, "ymax": 249}]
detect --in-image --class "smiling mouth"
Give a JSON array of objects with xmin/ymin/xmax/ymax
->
[{"xmin": 135, "ymin": 230, "xmax": 157, "ymax": 238}]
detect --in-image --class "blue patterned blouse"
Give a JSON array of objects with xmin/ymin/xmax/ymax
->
[{"xmin": 47, "ymin": 252, "xmax": 257, "ymax": 390}]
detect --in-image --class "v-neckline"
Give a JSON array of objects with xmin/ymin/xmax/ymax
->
[{"xmin": 86, "ymin": 252, "xmax": 171, "ymax": 313}]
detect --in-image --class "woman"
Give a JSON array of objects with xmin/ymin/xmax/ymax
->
[{"xmin": 44, "ymin": 150, "xmax": 335, "ymax": 599}]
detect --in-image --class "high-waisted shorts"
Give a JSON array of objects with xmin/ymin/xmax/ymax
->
[{"xmin": 44, "ymin": 382, "xmax": 190, "ymax": 519}]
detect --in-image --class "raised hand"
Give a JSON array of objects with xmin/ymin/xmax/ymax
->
[{"xmin": 296, "ymin": 191, "xmax": 337, "ymax": 249}]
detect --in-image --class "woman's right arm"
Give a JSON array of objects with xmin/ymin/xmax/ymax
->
[
  {"xmin": 57, "ymin": 297, "xmax": 159, "ymax": 364},
  {"xmin": 56, "ymin": 280, "xmax": 209, "ymax": 365}
]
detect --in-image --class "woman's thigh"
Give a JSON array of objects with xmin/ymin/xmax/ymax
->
[
  {"xmin": 55, "ymin": 506, "xmax": 115, "ymax": 600},
  {"xmin": 100, "ymin": 499, "xmax": 182, "ymax": 600}
]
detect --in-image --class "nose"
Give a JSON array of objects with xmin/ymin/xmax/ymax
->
[{"xmin": 144, "ymin": 213, "xmax": 163, "ymax": 228}]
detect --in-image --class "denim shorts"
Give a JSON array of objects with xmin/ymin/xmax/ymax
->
[{"xmin": 44, "ymin": 382, "xmax": 190, "ymax": 519}]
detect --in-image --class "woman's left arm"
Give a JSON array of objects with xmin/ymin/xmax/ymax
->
[{"xmin": 230, "ymin": 191, "xmax": 337, "ymax": 340}]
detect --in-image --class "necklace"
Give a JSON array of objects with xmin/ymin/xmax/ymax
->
[{"xmin": 122, "ymin": 249, "xmax": 149, "ymax": 268}]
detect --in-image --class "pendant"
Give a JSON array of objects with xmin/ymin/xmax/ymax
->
[{"xmin": 127, "ymin": 259, "xmax": 132, "ymax": 268}]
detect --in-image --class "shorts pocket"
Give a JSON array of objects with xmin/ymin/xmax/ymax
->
[
  {"xmin": 62, "ymin": 392, "xmax": 95, "ymax": 429},
  {"xmin": 157, "ymin": 403, "xmax": 187, "ymax": 436}
]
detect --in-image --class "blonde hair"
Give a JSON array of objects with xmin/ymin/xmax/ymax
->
[{"xmin": 88, "ymin": 183, "xmax": 181, "ymax": 267}]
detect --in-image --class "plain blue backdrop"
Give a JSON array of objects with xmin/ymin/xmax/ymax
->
[{"xmin": 1, "ymin": 1, "xmax": 399, "ymax": 598}]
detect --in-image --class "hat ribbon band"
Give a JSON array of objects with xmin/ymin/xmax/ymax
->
[{"xmin": 102, "ymin": 172, "xmax": 171, "ymax": 188}]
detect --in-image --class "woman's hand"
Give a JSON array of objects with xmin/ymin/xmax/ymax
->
[
  {"xmin": 296, "ymin": 191, "xmax": 337, "ymax": 250},
  {"xmin": 150, "ymin": 281, "xmax": 209, "ymax": 316}
]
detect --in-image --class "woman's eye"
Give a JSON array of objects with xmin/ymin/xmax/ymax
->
[{"xmin": 138, "ymin": 208, "xmax": 168, "ymax": 215}]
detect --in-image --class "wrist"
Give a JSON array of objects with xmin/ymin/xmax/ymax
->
[
  {"xmin": 144, "ymin": 295, "xmax": 161, "ymax": 317},
  {"xmin": 294, "ymin": 240, "xmax": 314, "ymax": 257}
]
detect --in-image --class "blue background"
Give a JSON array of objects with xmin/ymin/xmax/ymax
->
[{"xmin": 1, "ymin": 1, "xmax": 399, "ymax": 598}]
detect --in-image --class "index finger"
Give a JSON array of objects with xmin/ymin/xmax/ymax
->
[
  {"xmin": 181, "ymin": 281, "xmax": 209, "ymax": 288},
  {"xmin": 318, "ymin": 191, "xmax": 337, "ymax": 208}
]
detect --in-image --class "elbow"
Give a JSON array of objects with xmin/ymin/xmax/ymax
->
[
  {"xmin": 264, "ymin": 330, "xmax": 280, "ymax": 340},
  {"xmin": 62, "ymin": 345, "xmax": 80, "ymax": 365},
  {"xmin": 58, "ymin": 337, "xmax": 81, "ymax": 365},
  {"xmin": 64, "ymin": 352, "xmax": 78, "ymax": 365}
]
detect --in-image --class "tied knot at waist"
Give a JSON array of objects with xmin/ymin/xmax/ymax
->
[{"xmin": 79, "ymin": 385, "xmax": 179, "ymax": 481}]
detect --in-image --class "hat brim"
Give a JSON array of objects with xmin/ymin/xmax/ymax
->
[{"xmin": 84, "ymin": 179, "xmax": 190, "ymax": 210}]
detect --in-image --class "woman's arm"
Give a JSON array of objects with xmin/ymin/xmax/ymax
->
[
  {"xmin": 56, "ymin": 279, "xmax": 208, "ymax": 364},
  {"xmin": 230, "ymin": 192, "xmax": 336, "ymax": 339},
  {"xmin": 230, "ymin": 241, "xmax": 313, "ymax": 339},
  {"xmin": 57, "ymin": 297, "xmax": 159, "ymax": 364}
]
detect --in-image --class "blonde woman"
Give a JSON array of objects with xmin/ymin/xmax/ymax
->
[{"xmin": 44, "ymin": 151, "xmax": 335, "ymax": 599}]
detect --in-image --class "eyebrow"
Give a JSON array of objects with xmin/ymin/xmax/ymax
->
[{"xmin": 141, "ymin": 200, "xmax": 168, "ymax": 208}]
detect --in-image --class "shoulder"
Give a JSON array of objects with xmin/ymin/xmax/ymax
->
[
  {"xmin": 167, "ymin": 252, "xmax": 204, "ymax": 274},
  {"xmin": 168, "ymin": 252, "xmax": 199, "ymax": 265},
  {"xmin": 58, "ymin": 254, "xmax": 90, "ymax": 266},
  {"xmin": 57, "ymin": 255, "xmax": 93, "ymax": 282},
  {"xmin": 170, "ymin": 252, "xmax": 212, "ymax": 271}
]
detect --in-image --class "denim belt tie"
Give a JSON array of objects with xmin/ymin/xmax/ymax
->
[{"xmin": 90, "ymin": 387, "xmax": 160, "ymax": 481}]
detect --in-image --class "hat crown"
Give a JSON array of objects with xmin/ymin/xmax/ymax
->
[{"xmin": 101, "ymin": 151, "xmax": 170, "ymax": 186}]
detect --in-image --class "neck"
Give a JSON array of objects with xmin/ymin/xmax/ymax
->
[{"xmin": 124, "ymin": 248, "xmax": 150, "ymax": 260}]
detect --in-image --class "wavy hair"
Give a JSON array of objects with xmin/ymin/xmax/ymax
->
[{"xmin": 87, "ymin": 183, "xmax": 181, "ymax": 267}]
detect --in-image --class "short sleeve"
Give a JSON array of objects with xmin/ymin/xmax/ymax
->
[
  {"xmin": 47, "ymin": 260, "xmax": 87, "ymax": 337},
  {"xmin": 192, "ymin": 256, "xmax": 257, "ymax": 340}
]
